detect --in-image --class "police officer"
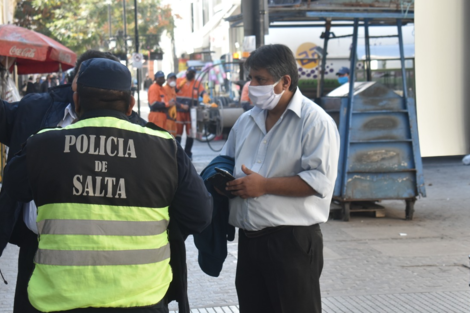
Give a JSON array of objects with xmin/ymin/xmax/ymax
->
[
  {"xmin": 0, "ymin": 50, "xmax": 147, "ymax": 313},
  {"xmin": 3, "ymin": 58, "xmax": 212, "ymax": 313}
]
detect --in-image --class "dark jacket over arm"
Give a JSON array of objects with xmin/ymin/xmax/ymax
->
[
  {"xmin": 0, "ymin": 85, "xmax": 73, "ymax": 256},
  {"xmin": 194, "ymin": 155, "xmax": 236, "ymax": 277},
  {"xmin": 2, "ymin": 145, "xmax": 32, "ymax": 203}
]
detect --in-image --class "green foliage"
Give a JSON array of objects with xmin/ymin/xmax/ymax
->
[
  {"xmin": 298, "ymin": 79, "xmax": 341, "ymax": 90},
  {"xmin": 14, "ymin": 0, "xmax": 179, "ymax": 56}
]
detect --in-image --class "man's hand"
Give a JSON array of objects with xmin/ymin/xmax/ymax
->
[
  {"xmin": 181, "ymin": 104, "xmax": 189, "ymax": 110},
  {"xmin": 226, "ymin": 165, "xmax": 267, "ymax": 199},
  {"xmin": 169, "ymin": 99, "xmax": 176, "ymax": 107}
]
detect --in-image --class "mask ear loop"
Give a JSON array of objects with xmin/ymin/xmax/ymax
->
[{"xmin": 273, "ymin": 78, "xmax": 286, "ymax": 95}]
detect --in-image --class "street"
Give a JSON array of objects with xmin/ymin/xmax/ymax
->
[{"xmin": 1, "ymin": 93, "xmax": 469, "ymax": 312}]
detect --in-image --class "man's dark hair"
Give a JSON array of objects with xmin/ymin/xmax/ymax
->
[
  {"xmin": 77, "ymin": 85, "xmax": 131, "ymax": 113},
  {"xmin": 245, "ymin": 44, "xmax": 299, "ymax": 92},
  {"xmin": 73, "ymin": 50, "xmax": 120, "ymax": 79}
]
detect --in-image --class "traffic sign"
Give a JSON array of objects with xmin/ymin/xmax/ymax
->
[{"xmin": 132, "ymin": 53, "xmax": 143, "ymax": 68}]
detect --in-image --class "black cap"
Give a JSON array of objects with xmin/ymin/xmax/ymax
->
[{"xmin": 77, "ymin": 58, "xmax": 131, "ymax": 91}]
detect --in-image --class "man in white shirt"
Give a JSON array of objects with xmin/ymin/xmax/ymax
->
[{"xmin": 220, "ymin": 44, "xmax": 340, "ymax": 313}]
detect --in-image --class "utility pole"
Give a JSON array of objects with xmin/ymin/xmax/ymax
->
[
  {"xmin": 107, "ymin": 3, "xmax": 112, "ymax": 37},
  {"xmin": 122, "ymin": 0, "xmax": 128, "ymax": 66},
  {"xmin": 242, "ymin": 0, "xmax": 269, "ymax": 48},
  {"xmin": 134, "ymin": 0, "xmax": 140, "ymax": 116}
]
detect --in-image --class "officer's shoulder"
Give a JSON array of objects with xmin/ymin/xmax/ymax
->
[{"xmin": 145, "ymin": 122, "xmax": 168, "ymax": 133}]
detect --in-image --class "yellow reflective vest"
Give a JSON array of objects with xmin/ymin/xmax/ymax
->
[{"xmin": 25, "ymin": 113, "xmax": 178, "ymax": 312}]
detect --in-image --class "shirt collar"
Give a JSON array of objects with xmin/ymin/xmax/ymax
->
[
  {"xmin": 248, "ymin": 87, "xmax": 302, "ymax": 119},
  {"xmin": 285, "ymin": 88, "xmax": 302, "ymax": 118},
  {"xmin": 78, "ymin": 109, "xmax": 131, "ymax": 122},
  {"xmin": 62, "ymin": 103, "xmax": 77, "ymax": 122}
]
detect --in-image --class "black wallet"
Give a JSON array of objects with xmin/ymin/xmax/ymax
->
[{"xmin": 207, "ymin": 168, "xmax": 236, "ymax": 199}]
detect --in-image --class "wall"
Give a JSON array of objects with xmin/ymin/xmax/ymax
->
[
  {"xmin": 415, "ymin": 0, "xmax": 470, "ymax": 156},
  {"xmin": 1, "ymin": 0, "xmax": 17, "ymax": 24}
]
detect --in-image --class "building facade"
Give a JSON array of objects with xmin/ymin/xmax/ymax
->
[{"xmin": 1, "ymin": 0, "xmax": 16, "ymax": 24}]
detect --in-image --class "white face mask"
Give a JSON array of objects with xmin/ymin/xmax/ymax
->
[
  {"xmin": 248, "ymin": 80, "xmax": 285, "ymax": 110},
  {"xmin": 169, "ymin": 81, "xmax": 176, "ymax": 87}
]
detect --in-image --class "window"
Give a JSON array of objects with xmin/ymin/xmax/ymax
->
[{"xmin": 202, "ymin": 0, "xmax": 210, "ymax": 26}]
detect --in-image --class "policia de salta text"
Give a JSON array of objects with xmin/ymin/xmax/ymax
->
[{"xmin": 3, "ymin": 58, "xmax": 213, "ymax": 313}]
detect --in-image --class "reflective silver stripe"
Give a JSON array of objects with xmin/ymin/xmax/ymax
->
[
  {"xmin": 37, "ymin": 219, "xmax": 168, "ymax": 236},
  {"xmin": 35, "ymin": 244, "xmax": 170, "ymax": 266}
]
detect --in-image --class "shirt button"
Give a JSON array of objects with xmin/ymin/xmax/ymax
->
[
  {"xmin": 263, "ymin": 141, "xmax": 267, "ymax": 144},
  {"xmin": 257, "ymin": 160, "xmax": 261, "ymax": 163}
]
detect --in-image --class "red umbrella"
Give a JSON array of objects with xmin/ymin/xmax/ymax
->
[{"xmin": 0, "ymin": 24, "xmax": 77, "ymax": 74}]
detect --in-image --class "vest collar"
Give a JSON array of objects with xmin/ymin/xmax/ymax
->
[{"xmin": 78, "ymin": 109, "xmax": 131, "ymax": 122}]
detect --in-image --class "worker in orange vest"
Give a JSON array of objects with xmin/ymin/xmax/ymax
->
[
  {"xmin": 240, "ymin": 80, "xmax": 253, "ymax": 111},
  {"xmin": 163, "ymin": 72, "xmax": 177, "ymax": 136},
  {"xmin": 148, "ymin": 71, "xmax": 174, "ymax": 129},
  {"xmin": 175, "ymin": 66, "xmax": 206, "ymax": 159}
]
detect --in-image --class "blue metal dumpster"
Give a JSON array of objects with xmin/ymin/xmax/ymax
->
[
  {"xmin": 319, "ymin": 18, "xmax": 426, "ymax": 221},
  {"xmin": 321, "ymin": 82, "xmax": 426, "ymax": 220}
]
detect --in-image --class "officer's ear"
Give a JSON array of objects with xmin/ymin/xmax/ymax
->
[
  {"xmin": 73, "ymin": 92, "xmax": 81, "ymax": 115},
  {"xmin": 126, "ymin": 95, "xmax": 135, "ymax": 116}
]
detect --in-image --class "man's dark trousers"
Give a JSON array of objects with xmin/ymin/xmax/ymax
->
[{"xmin": 236, "ymin": 224, "xmax": 323, "ymax": 313}]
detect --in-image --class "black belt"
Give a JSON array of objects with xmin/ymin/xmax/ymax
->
[{"xmin": 243, "ymin": 224, "xmax": 320, "ymax": 238}]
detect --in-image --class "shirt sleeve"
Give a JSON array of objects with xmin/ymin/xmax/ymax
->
[
  {"xmin": 160, "ymin": 87, "xmax": 169, "ymax": 107},
  {"xmin": 297, "ymin": 118, "xmax": 340, "ymax": 198},
  {"xmin": 2, "ymin": 143, "xmax": 33, "ymax": 203},
  {"xmin": 170, "ymin": 143, "xmax": 213, "ymax": 235},
  {"xmin": 219, "ymin": 119, "xmax": 238, "ymax": 158},
  {"xmin": 0, "ymin": 99, "xmax": 19, "ymax": 146},
  {"xmin": 147, "ymin": 84, "xmax": 159, "ymax": 105}
]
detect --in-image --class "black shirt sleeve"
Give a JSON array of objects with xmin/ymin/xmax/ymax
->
[
  {"xmin": 3, "ymin": 144, "xmax": 33, "ymax": 203},
  {"xmin": 170, "ymin": 143, "xmax": 213, "ymax": 236},
  {"xmin": 0, "ymin": 99, "xmax": 19, "ymax": 147}
]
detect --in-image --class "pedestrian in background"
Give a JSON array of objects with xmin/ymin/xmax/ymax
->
[
  {"xmin": 240, "ymin": 80, "xmax": 252, "ymax": 111},
  {"xmin": 148, "ymin": 70, "xmax": 170, "ymax": 129},
  {"xmin": 40, "ymin": 74, "xmax": 56, "ymax": 92},
  {"xmin": 336, "ymin": 66, "xmax": 350, "ymax": 85},
  {"xmin": 163, "ymin": 72, "xmax": 178, "ymax": 136},
  {"xmin": 175, "ymin": 66, "xmax": 206, "ymax": 159},
  {"xmin": 220, "ymin": 44, "xmax": 340, "ymax": 313},
  {"xmin": 0, "ymin": 50, "xmax": 147, "ymax": 313},
  {"xmin": 33, "ymin": 76, "xmax": 41, "ymax": 92},
  {"xmin": 3, "ymin": 58, "xmax": 212, "ymax": 313},
  {"xmin": 25, "ymin": 76, "xmax": 37, "ymax": 95},
  {"xmin": 144, "ymin": 74, "xmax": 153, "ymax": 90}
]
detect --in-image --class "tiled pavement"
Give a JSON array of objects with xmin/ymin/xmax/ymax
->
[{"xmin": 173, "ymin": 290, "xmax": 470, "ymax": 312}]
